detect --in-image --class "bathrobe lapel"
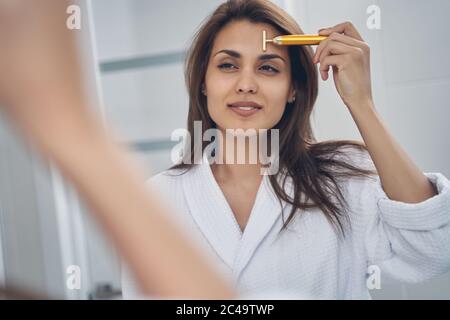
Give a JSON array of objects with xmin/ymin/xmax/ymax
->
[
  {"xmin": 182, "ymin": 155, "xmax": 242, "ymax": 269},
  {"xmin": 231, "ymin": 174, "xmax": 285, "ymax": 277},
  {"xmin": 182, "ymin": 153, "xmax": 286, "ymax": 276}
]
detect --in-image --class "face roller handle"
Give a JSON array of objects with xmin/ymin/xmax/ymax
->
[{"xmin": 263, "ymin": 30, "xmax": 327, "ymax": 51}]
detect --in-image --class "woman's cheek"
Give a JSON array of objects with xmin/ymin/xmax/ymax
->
[{"xmin": 268, "ymin": 104, "xmax": 286, "ymax": 127}]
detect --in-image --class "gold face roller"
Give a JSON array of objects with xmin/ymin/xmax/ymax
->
[{"xmin": 262, "ymin": 30, "xmax": 328, "ymax": 51}]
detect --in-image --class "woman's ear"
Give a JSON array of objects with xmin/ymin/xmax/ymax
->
[
  {"xmin": 288, "ymin": 86, "xmax": 296, "ymax": 103},
  {"xmin": 201, "ymin": 84, "xmax": 207, "ymax": 96}
]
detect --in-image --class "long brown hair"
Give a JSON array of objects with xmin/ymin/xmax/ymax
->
[{"xmin": 171, "ymin": 0, "xmax": 376, "ymax": 237}]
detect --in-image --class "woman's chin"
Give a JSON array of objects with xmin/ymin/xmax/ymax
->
[{"xmin": 222, "ymin": 124, "xmax": 268, "ymax": 134}]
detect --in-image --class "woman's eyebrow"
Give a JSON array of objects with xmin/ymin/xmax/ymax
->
[{"xmin": 214, "ymin": 49, "xmax": 286, "ymax": 63}]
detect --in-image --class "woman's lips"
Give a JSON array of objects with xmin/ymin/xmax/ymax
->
[
  {"xmin": 228, "ymin": 106, "xmax": 260, "ymax": 117},
  {"xmin": 227, "ymin": 102, "xmax": 262, "ymax": 117}
]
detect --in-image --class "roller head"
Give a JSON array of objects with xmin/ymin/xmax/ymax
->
[{"xmin": 262, "ymin": 30, "xmax": 272, "ymax": 52}]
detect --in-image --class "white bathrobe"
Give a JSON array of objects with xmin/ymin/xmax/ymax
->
[{"xmin": 121, "ymin": 150, "xmax": 450, "ymax": 299}]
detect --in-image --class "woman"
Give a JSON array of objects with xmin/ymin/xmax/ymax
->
[{"xmin": 122, "ymin": 0, "xmax": 450, "ymax": 299}]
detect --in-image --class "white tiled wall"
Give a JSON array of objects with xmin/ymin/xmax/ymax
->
[
  {"xmin": 100, "ymin": 63, "xmax": 188, "ymax": 142},
  {"xmin": 379, "ymin": 0, "xmax": 450, "ymax": 84},
  {"xmin": 93, "ymin": 0, "xmax": 225, "ymax": 61}
]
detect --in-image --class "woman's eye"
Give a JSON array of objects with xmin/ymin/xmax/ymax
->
[
  {"xmin": 217, "ymin": 63, "xmax": 279, "ymax": 73},
  {"xmin": 260, "ymin": 65, "xmax": 279, "ymax": 73},
  {"xmin": 218, "ymin": 63, "xmax": 237, "ymax": 70}
]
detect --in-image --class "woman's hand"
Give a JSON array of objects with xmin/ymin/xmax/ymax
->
[
  {"xmin": 314, "ymin": 23, "xmax": 437, "ymax": 205},
  {"xmin": 313, "ymin": 22, "xmax": 373, "ymax": 110}
]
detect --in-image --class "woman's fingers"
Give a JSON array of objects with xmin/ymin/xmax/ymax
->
[
  {"xmin": 317, "ymin": 41, "xmax": 365, "ymax": 81},
  {"xmin": 315, "ymin": 40, "xmax": 358, "ymax": 64},
  {"xmin": 319, "ymin": 55, "xmax": 348, "ymax": 81},
  {"xmin": 318, "ymin": 21, "xmax": 364, "ymax": 41},
  {"xmin": 315, "ymin": 22, "xmax": 373, "ymax": 106},
  {"xmin": 314, "ymin": 39, "xmax": 350, "ymax": 63},
  {"xmin": 314, "ymin": 30, "xmax": 369, "ymax": 64}
]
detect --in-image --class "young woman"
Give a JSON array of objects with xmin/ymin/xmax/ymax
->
[{"xmin": 121, "ymin": 0, "xmax": 450, "ymax": 299}]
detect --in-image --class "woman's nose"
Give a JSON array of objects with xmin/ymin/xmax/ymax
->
[
  {"xmin": 237, "ymin": 86, "xmax": 257, "ymax": 94},
  {"xmin": 235, "ymin": 73, "xmax": 258, "ymax": 94}
]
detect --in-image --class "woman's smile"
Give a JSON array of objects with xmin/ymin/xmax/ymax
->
[{"xmin": 227, "ymin": 100, "xmax": 263, "ymax": 117}]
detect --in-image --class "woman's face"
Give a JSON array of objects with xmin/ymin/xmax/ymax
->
[{"xmin": 204, "ymin": 20, "xmax": 294, "ymax": 132}]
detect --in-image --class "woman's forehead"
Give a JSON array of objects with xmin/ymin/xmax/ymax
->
[{"xmin": 211, "ymin": 20, "xmax": 288, "ymax": 59}]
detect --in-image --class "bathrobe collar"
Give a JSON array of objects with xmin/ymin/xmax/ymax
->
[{"xmin": 182, "ymin": 152, "xmax": 287, "ymax": 276}]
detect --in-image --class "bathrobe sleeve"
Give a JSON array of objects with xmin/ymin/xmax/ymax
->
[{"xmin": 361, "ymin": 171, "xmax": 450, "ymax": 283}]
